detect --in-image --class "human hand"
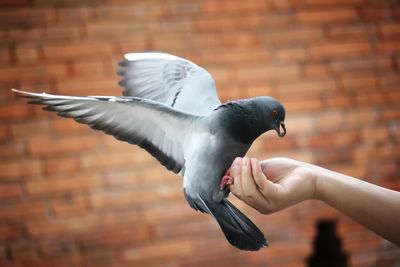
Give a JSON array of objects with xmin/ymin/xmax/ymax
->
[{"xmin": 229, "ymin": 157, "xmax": 317, "ymax": 214}]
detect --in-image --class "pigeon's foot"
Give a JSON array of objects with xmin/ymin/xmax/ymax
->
[{"xmin": 220, "ymin": 169, "xmax": 234, "ymax": 190}]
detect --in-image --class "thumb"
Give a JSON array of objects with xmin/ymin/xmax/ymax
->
[{"xmin": 251, "ymin": 158, "xmax": 284, "ymax": 200}]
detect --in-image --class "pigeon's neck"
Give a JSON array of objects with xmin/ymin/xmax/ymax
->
[{"xmin": 217, "ymin": 102, "xmax": 269, "ymax": 144}]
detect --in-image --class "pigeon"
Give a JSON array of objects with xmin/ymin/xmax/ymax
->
[{"xmin": 12, "ymin": 52, "xmax": 286, "ymax": 251}]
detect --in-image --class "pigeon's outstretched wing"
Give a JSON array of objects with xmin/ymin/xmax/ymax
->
[
  {"xmin": 12, "ymin": 89, "xmax": 198, "ymax": 174},
  {"xmin": 118, "ymin": 52, "xmax": 221, "ymax": 115}
]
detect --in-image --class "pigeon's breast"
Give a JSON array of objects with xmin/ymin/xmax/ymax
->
[{"xmin": 182, "ymin": 129, "xmax": 250, "ymax": 202}]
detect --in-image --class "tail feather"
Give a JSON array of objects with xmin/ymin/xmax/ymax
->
[{"xmin": 196, "ymin": 194, "xmax": 268, "ymax": 251}]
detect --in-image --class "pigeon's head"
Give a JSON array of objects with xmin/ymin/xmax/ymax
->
[
  {"xmin": 243, "ymin": 96, "xmax": 286, "ymax": 138},
  {"xmin": 219, "ymin": 96, "xmax": 286, "ymax": 144},
  {"xmin": 258, "ymin": 96, "xmax": 286, "ymax": 138}
]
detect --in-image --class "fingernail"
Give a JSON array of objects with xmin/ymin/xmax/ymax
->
[{"xmin": 243, "ymin": 157, "xmax": 248, "ymax": 166}]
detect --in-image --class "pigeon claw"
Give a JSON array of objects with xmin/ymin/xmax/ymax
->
[{"xmin": 220, "ymin": 169, "xmax": 234, "ymax": 190}]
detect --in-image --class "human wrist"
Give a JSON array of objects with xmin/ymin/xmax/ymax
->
[{"xmin": 310, "ymin": 164, "xmax": 335, "ymax": 202}]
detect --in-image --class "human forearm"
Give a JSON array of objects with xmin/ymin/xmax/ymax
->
[
  {"xmin": 229, "ymin": 157, "xmax": 400, "ymax": 245},
  {"xmin": 313, "ymin": 165, "xmax": 400, "ymax": 246}
]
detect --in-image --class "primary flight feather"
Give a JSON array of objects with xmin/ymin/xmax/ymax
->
[{"xmin": 12, "ymin": 52, "xmax": 286, "ymax": 251}]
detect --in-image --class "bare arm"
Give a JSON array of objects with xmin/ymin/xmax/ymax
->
[{"xmin": 229, "ymin": 157, "xmax": 400, "ymax": 246}]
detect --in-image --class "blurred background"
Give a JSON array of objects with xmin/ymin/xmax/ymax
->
[{"xmin": 0, "ymin": 0, "xmax": 400, "ymax": 266}]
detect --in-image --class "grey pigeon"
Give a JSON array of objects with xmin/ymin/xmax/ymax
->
[{"xmin": 12, "ymin": 52, "xmax": 286, "ymax": 251}]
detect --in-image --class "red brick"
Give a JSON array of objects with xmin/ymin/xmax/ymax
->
[
  {"xmin": 140, "ymin": 165, "xmax": 181, "ymax": 185},
  {"xmin": 0, "ymin": 184, "xmax": 22, "ymax": 200},
  {"xmin": 10, "ymin": 119, "xmax": 49, "ymax": 137},
  {"xmin": 57, "ymin": 6, "xmax": 91, "ymax": 23},
  {"xmin": 378, "ymin": 40, "xmax": 400, "ymax": 54},
  {"xmin": 27, "ymin": 214, "xmax": 99, "ymax": 236},
  {"xmin": 277, "ymin": 79, "xmax": 336, "ymax": 97},
  {"xmin": 90, "ymin": 190, "xmax": 161, "ymax": 209},
  {"xmin": 51, "ymin": 117, "xmax": 89, "ymax": 134},
  {"xmin": 283, "ymin": 114, "xmax": 314, "ymax": 135},
  {"xmin": 0, "ymin": 202, "xmax": 46, "ymax": 220},
  {"xmin": 0, "ymin": 142, "xmax": 25, "ymax": 159},
  {"xmin": 90, "ymin": 185, "xmax": 181, "ymax": 209},
  {"xmin": 346, "ymin": 108, "xmax": 378, "ymax": 126},
  {"xmin": 325, "ymin": 94, "xmax": 352, "ymax": 108},
  {"xmin": 310, "ymin": 41, "xmax": 371, "ymax": 59},
  {"xmin": 377, "ymin": 72, "xmax": 400, "ymax": 88},
  {"xmin": 303, "ymin": 63, "xmax": 331, "ymax": 77},
  {"xmin": 142, "ymin": 201, "xmax": 198, "ymax": 225},
  {"xmin": 0, "ymin": 0, "xmax": 32, "ymax": 7},
  {"xmin": 90, "ymin": 190, "xmax": 141, "ymax": 209},
  {"xmin": 94, "ymin": 3, "xmax": 164, "ymax": 21},
  {"xmin": 0, "ymin": 224, "xmax": 23, "ymax": 241},
  {"xmin": 0, "ymin": 8, "xmax": 55, "ymax": 29},
  {"xmin": 275, "ymin": 47, "xmax": 307, "ymax": 62},
  {"xmin": 102, "ymin": 169, "xmax": 138, "ymax": 188},
  {"xmin": 86, "ymin": 22, "xmax": 149, "ymax": 40},
  {"xmin": 196, "ymin": 32, "xmax": 261, "ymax": 48},
  {"xmin": 340, "ymin": 75, "xmax": 377, "ymax": 92},
  {"xmin": 0, "ymin": 124, "xmax": 9, "ymax": 141},
  {"xmin": 0, "ymin": 27, "xmax": 44, "ymax": 45},
  {"xmin": 43, "ymin": 43, "xmax": 114, "ymax": 62},
  {"xmin": 361, "ymin": 126, "xmax": 390, "ymax": 145},
  {"xmin": 235, "ymin": 65, "xmax": 300, "ymax": 83},
  {"xmin": 0, "ymin": 47, "xmax": 11, "ymax": 65},
  {"xmin": 0, "ymin": 159, "xmax": 42, "ymax": 180},
  {"xmin": 296, "ymin": 9, "xmax": 358, "ymax": 24},
  {"xmin": 268, "ymin": 28, "xmax": 324, "ymax": 45},
  {"xmin": 360, "ymin": 7, "xmax": 392, "ymax": 21},
  {"xmin": 202, "ymin": 0, "xmax": 270, "ymax": 14},
  {"xmin": 100, "ymin": 210, "xmax": 139, "ymax": 228},
  {"xmin": 80, "ymin": 150, "xmax": 150, "ymax": 171},
  {"xmin": 50, "ymin": 194, "xmax": 90, "ymax": 217},
  {"xmin": 331, "ymin": 57, "xmax": 391, "ymax": 73},
  {"xmin": 308, "ymin": 131, "xmax": 360, "ymax": 148},
  {"xmin": 55, "ymin": 76, "xmax": 120, "ymax": 96},
  {"xmin": 203, "ymin": 48, "xmax": 269, "ymax": 65},
  {"xmin": 82, "ymin": 226, "xmax": 151, "ymax": 248},
  {"xmin": 314, "ymin": 110, "xmax": 345, "ymax": 132},
  {"xmin": 44, "ymin": 157, "xmax": 79, "ymax": 174},
  {"xmin": 26, "ymin": 174, "xmax": 103, "ymax": 196},
  {"xmin": 15, "ymin": 45, "xmax": 40, "ymax": 64},
  {"xmin": 0, "ymin": 103, "xmax": 31, "ymax": 120},
  {"xmin": 45, "ymin": 25, "xmax": 83, "ymax": 41},
  {"xmin": 200, "ymin": 67, "xmax": 229, "ymax": 85},
  {"xmin": 0, "ymin": 64, "xmax": 68, "ymax": 82},
  {"xmin": 327, "ymin": 25, "xmax": 372, "ymax": 39},
  {"xmin": 123, "ymin": 239, "xmax": 193, "ymax": 262},
  {"xmin": 70, "ymin": 59, "xmax": 107, "ymax": 77},
  {"xmin": 378, "ymin": 22, "xmax": 400, "ymax": 37},
  {"xmin": 380, "ymin": 107, "xmax": 400, "ymax": 121},
  {"xmin": 304, "ymin": 0, "xmax": 366, "ymax": 6},
  {"xmin": 355, "ymin": 91, "xmax": 385, "ymax": 106},
  {"xmin": 27, "ymin": 136, "xmax": 98, "ymax": 157},
  {"xmin": 283, "ymin": 97, "xmax": 322, "ymax": 112},
  {"xmin": 115, "ymin": 37, "xmax": 149, "ymax": 53},
  {"xmin": 195, "ymin": 15, "xmax": 265, "ymax": 32}
]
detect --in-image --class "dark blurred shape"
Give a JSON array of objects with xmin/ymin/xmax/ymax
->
[{"xmin": 307, "ymin": 220, "xmax": 348, "ymax": 267}]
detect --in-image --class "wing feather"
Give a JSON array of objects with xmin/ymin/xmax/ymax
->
[
  {"xmin": 118, "ymin": 52, "xmax": 221, "ymax": 115},
  {"xmin": 12, "ymin": 89, "xmax": 198, "ymax": 174}
]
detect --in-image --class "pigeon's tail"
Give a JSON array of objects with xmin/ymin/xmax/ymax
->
[{"xmin": 192, "ymin": 193, "xmax": 268, "ymax": 251}]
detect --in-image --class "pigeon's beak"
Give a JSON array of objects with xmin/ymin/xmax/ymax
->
[{"xmin": 276, "ymin": 121, "xmax": 286, "ymax": 137}]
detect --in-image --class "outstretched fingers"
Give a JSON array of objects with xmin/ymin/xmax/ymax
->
[{"xmin": 230, "ymin": 157, "xmax": 276, "ymax": 214}]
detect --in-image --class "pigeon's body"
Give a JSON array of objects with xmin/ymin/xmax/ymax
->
[{"xmin": 12, "ymin": 52, "xmax": 286, "ymax": 251}]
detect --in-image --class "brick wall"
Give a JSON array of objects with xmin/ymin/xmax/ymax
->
[{"xmin": 1, "ymin": 0, "xmax": 399, "ymax": 266}]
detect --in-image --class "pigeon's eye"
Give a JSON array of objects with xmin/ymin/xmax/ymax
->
[{"xmin": 272, "ymin": 109, "xmax": 278, "ymax": 116}]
